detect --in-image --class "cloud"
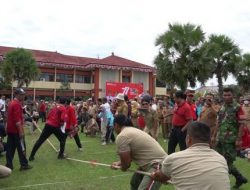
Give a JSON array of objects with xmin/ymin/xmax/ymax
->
[{"xmin": 1, "ymin": 0, "xmax": 250, "ymax": 86}]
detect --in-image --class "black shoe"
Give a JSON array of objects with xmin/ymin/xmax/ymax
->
[
  {"xmin": 234, "ymin": 176, "xmax": 248, "ymax": 189},
  {"xmin": 57, "ymin": 154, "xmax": 67, "ymax": 159},
  {"xmin": 20, "ymin": 165, "xmax": 32, "ymax": 171},
  {"xmin": 29, "ymin": 156, "xmax": 35, "ymax": 161}
]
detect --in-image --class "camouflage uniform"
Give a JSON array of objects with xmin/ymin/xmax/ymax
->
[{"xmin": 216, "ymin": 101, "xmax": 246, "ymax": 185}]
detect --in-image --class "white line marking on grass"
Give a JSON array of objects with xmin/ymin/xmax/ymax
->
[
  {"xmin": 99, "ymin": 174, "xmax": 130, "ymax": 179},
  {"xmin": 0, "ymin": 181, "xmax": 71, "ymax": 190}
]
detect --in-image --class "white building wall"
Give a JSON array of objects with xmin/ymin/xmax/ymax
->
[
  {"xmin": 99, "ymin": 69, "xmax": 119, "ymax": 97},
  {"xmin": 133, "ymin": 71, "xmax": 149, "ymax": 93}
]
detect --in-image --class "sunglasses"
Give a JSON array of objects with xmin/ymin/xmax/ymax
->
[{"xmin": 142, "ymin": 102, "xmax": 149, "ymax": 106}]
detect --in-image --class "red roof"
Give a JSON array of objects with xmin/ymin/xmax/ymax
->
[{"xmin": 0, "ymin": 46, "xmax": 154, "ymax": 72}]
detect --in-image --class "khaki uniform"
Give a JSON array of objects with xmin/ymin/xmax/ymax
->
[
  {"xmin": 199, "ymin": 105, "xmax": 218, "ymax": 135},
  {"xmin": 88, "ymin": 105, "xmax": 97, "ymax": 119},
  {"xmin": 116, "ymin": 101, "xmax": 128, "ymax": 117},
  {"xmin": 162, "ymin": 106, "xmax": 173, "ymax": 139},
  {"xmin": 139, "ymin": 108, "xmax": 159, "ymax": 139},
  {"xmin": 0, "ymin": 165, "xmax": 11, "ymax": 178},
  {"xmin": 116, "ymin": 127, "xmax": 166, "ymax": 190},
  {"xmin": 131, "ymin": 102, "xmax": 139, "ymax": 128},
  {"xmin": 161, "ymin": 143, "xmax": 230, "ymax": 190}
]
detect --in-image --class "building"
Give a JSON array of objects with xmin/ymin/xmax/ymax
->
[{"xmin": 0, "ymin": 46, "xmax": 165, "ymax": 100}]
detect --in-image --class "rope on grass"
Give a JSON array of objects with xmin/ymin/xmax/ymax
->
[
  {"xmin": 35, "ymin": 126, "xmax": 170, "ymax": 181},
  {"xmin": 66, "ymin": 157, "xmax": 151, "ymax": 176}
]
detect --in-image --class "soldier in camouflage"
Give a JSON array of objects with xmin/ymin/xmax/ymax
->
[{"xmin": 211, "ymin": 87, "xmax": 248, "ymax": 189}]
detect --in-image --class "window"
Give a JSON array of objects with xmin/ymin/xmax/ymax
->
[
  {"xmin": 75, "ymin": 75, "xmax": 91, "ymax": 83},
  {"xmin": 156, "ymin": 79, "xmax": 166, "ymax": 87},
  {"xmin": 56, "ymin": 74, "xmax": 73, "ymax": 82},
  {"xmin": 36, "ymin": 73, "xmax": 55, "ymax": 82},
  {"xmin": 122, "ymin": 76, "xmax": 131, "ymax": 83}
]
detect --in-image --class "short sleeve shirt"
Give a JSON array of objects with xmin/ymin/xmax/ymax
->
[
  {"xmin": 161, "ymin": 144, "xmax": 230, "ymax": 190},
  {"xmin": 116, "ymin": 127, "xmax": 166, "ymax": 168},
  {"xmin": 172, "ymin": 102, "xmax": 192, "ymax": 126}
]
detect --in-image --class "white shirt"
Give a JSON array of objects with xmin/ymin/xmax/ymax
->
[
  {"xmin": 151, "ymin": 104, "xmax": 157, "ymax": 111},
  {"xmin": 0, "ymin": 99, "xmax": 5, "ymax": 112},
  {"xmin": 103, "ymin": 102, "xmax": 110, "ymax": 112},
  {"xmin": 162, "ymin": 143, "xmax": 230, "ymax": 190}
]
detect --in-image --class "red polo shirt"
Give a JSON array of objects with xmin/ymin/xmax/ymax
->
[
  {"xmin": 188, "ymin": 102, "xmax": 197, "ymax": 120},
  {"xmin": 40, "ymin": 103, "xmax": 46, "ymax": 112},
  {"xmin": 46, "ymin": 104, "xmax": 67, "ymax": 128},
  {"xmin": 66, "ymin": 105, "xmax": 77, "ymax": 130},
  {"xmin": 172, "ymin": 102, "xmax": 192, "ymax": 127},
  {"xmin": 7, "ymin": 99, "xmax": 24, "ymax": 134}
]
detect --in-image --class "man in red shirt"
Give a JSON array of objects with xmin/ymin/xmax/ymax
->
[
  {"xmin": 39, "ymin": 100, "xmax": 46, "ymax": 122},
  {"xmin": 29, "ymin": 97, "xmax": 68, "ymax": 160},
  {"xmin": 65, "ymin": 99, "xmax": 82, "ymax": 151},
  {"xmin": 168, "ymin": 91, "xmax": 193, "ymax": 154},
  {"xmin": 6, "ymin": 88, "xmax": 32, "ymax": 170}
]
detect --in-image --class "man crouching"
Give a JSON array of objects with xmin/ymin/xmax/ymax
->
[{"xmin": 111, "ymin": 114, "xmax": 167, "ymax": 190}]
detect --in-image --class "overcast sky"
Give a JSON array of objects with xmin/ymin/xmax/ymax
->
[{"xmin": 1, "ymin": 0, "xmax": 250, "ymax": 87}]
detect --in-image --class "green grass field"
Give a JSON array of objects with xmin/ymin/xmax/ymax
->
[{"xmin": 0, "ymin": 124, "xmax": 250, "ymax": 190}]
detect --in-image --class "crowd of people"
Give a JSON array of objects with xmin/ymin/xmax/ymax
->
[{"xmin": 0, "ymin": 87, "xmax": 250, "ymax": 189}]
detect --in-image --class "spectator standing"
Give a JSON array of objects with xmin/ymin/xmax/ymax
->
[
  {"xmin": 5, "ymin": 88, "xmax": 32, "ymax": 170},
  {"xmin": 168, "ymin": 91, "xmax": 192, "ymax": 154}
]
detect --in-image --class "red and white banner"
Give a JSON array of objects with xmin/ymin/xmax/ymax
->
[{"xmin": 106, "ymin": 82, "xmax": 144, "ymax": 99}]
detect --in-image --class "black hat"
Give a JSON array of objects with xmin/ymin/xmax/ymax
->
[
  {"xmin": 15, "ymin": 88, "xmax": 25, "ymax": 95},
  {"xmin": 141, "ymin": 94, "xmax": 152, "ymax": 103}
]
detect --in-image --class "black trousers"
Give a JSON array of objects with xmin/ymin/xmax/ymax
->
[
  {"xmin": 30, "ymin": 124, "xmax": 66, "ymax": 158},
  {"xmin": 6, "ymin": 133, "xmax": 29, "ymax": 169},
  {"xmin": 168, "ymin": 127, "xmax": 187, "ymax": 155},
  {"xmin": 65, "ymin": 130, "xmax": 82, "ymax": 149},
  {"xmin": 39, "ymin": 112, "xmax": 46, "ymax": 122},
  {"xmin": 105, "ymin": 126, "xmax": 115, "ymax": 143}
]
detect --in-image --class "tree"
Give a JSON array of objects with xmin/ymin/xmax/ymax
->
[
  {"xmin": 154, "ymin": 23, "xmax": 211, "ymax": 91},
  {"xmin": 201, "ymin": 34, "xmax": 241, "ymax": 97},
  {"xmin": 237, "ymin": 53, "xmax": 250, "ymax": 93},
  {"xmin": 1, "ymin": 48, "xmax": 40, "ymax": 88}
]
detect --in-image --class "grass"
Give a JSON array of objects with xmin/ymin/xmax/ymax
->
[{"xmin": 0, "ymin": 123, "xmax": 250, "ymax": 190}]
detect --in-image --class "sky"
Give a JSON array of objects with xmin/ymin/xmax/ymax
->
[{"xmin": 1, "ymin": 0, "xmax": 250, "ymax": 87}]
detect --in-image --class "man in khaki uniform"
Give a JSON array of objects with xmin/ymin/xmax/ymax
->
[
  {"xmin": 151, "ymin": 122, "xmax": 230, "ymax": 190},
  {"xmin": 162, "ymin": 101, "xmax": 173, "ymax": 140},
  {"xmin": 199, "ymin": 93, "xmax": 218, "ymax": 135},
  {"xmin": 111, "ymin": 114, "xmax": 167, "ymax": 190},
  {"xmin": 157, "ymin": 100, "xmax": 164, "ymax": 133},
  {"xmin": 139, "ymin": 95, "xmax": 159, "ymax": 140},
  {"xmin": 115, "ymin": 93, "xmax": 128, "ymax": 117},
  {"xmin": 0, "ymin": 165, "xmax": 11, "ymax": 178}
]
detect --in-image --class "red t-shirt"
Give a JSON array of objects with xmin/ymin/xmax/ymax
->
[
  {"xmin": 137, "ymin": 115, "xmax": 145, "ymax": 130},
  {"xmin": 66, "ymin": 105, "xmax": 77, "ymax": 129},
  {"xmin": 46, "ymin": 105, "xmax": 68, "ymax": 128},
  {"xmin": 172, "ymin": 102, "xmax": 193, "ymax": 127},
  {"xmin": 7, "ymin": 99, "xmax": 23, "ymax": 134},
  {"xmin": 40, "ymin": 103, "xmax": 46, "ymax": 112},
  {"xmin": 188, "ymin": 102, "xmax": 197, "ymax": 120}
]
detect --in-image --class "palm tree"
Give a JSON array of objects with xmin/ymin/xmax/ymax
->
[
  {"xmin": 237, "ymin": 53, "xmax": 250, "ymax": 93},
  {"xmin": 1, "ymin": 48, "xmax": 40, "ymax": 88},
  {"xmin": 154, "ymin": 23, "xmax": 211, "ymax": 91},
  {"xmin": 201, "ymin": 34, "xmax": 241, "ymax": 97}
]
